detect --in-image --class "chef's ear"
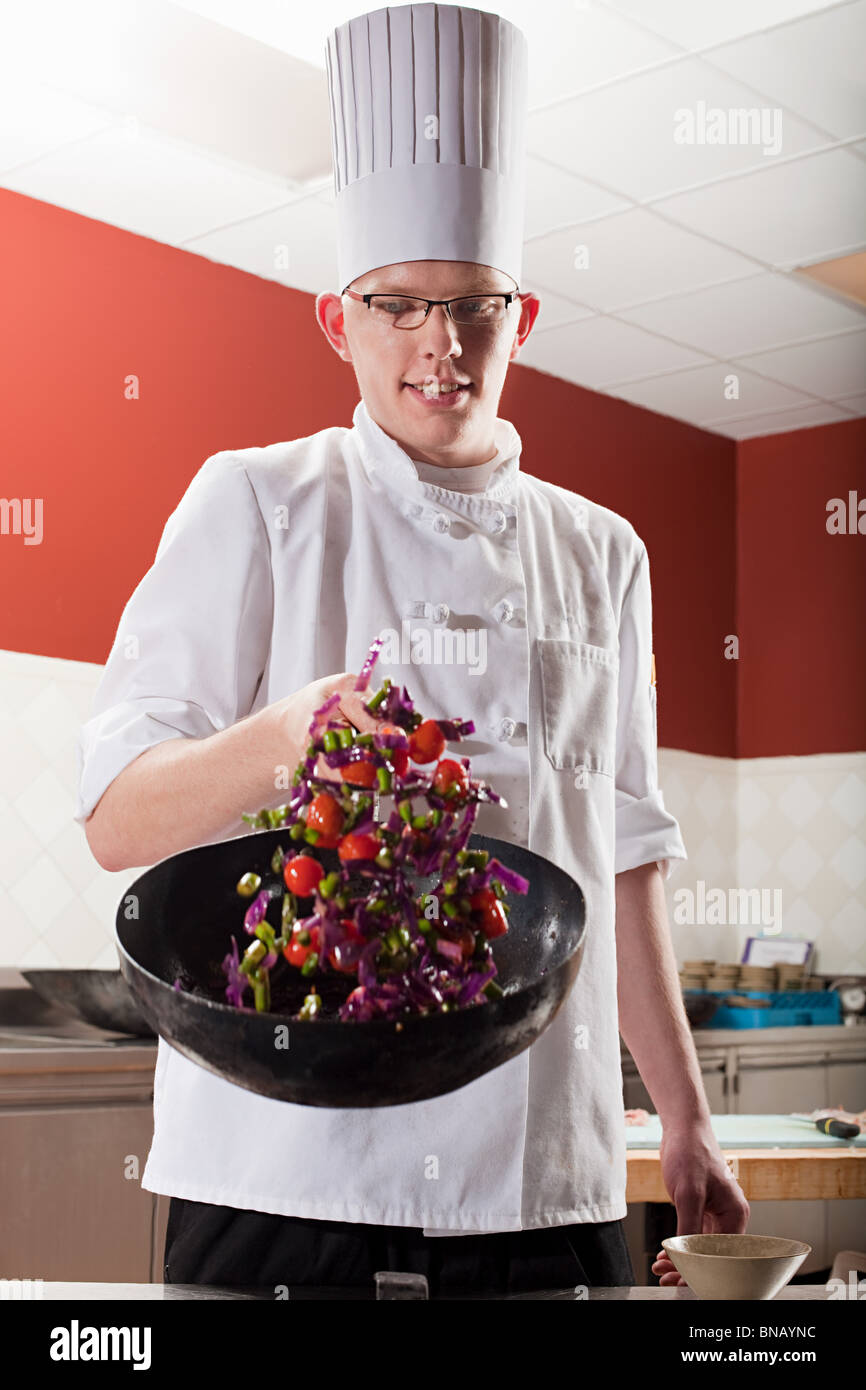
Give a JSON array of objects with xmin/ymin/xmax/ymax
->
[
  {"xmin": 508, "ymin": 292, "xmax": 541, "ymax": 362},
  {"xmin": 315, "ymin": 290, "xmax": 354, "ymax": 364}
]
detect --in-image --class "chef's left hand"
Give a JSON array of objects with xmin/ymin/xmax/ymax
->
[{"xmin": 650, "ymin": 1120, "xmax": 750, "ymax": 1286}]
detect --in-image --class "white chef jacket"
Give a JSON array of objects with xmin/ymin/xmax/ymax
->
[{"xmin": 74, "ymin": 397, "xmax": 687, "ymax": 1235}]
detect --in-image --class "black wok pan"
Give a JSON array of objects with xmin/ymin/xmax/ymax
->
[
  {"xmin": 21, "ymin": 968, "xmax": 156, "ymax": 1036},
  {"xmin": 116, "ymin": 829, "xmax": 586, "ymax": 1107}
]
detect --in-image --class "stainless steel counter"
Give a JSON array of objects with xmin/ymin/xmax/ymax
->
[{"xmin": 15, "ymin": 1282, "xmax": 838, "ymax": 1300}]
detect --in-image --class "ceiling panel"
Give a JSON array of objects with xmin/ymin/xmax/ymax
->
[
  {"xmin": 0, "ymin": 78, "xmax": 111, "ymax": 171},
  {"xmin": 523, "ymin": 208, "xmax": 757, "ymax": 312},
  {"xmin": 1, "ymin": 123, "xmax": 291, "ymax": 244},
  {"xmin": 606, "ymin": 361, "xmax": 817, "ymax": 420},
  {"xmin": 184, "ymin": 191, "xmax": 338, "ymax": 294},
  {"xmin": 523, "ymin": 156, "xmax": 629, "ymax": 240},
  {"xmin": 606, "ymin": 0, "xmax": 841, "ymax": 51},
  {"xmin": 701, "ymin": 401, "xmax": 858, "ymax": 437},
  {"xmin": 733, "ymin": 328, "xmax": 866, "ymax": 397},
  {"xmin": 520, "ymin": 315, "xmax": 709, "ymax": 388},
  {"xmin": 708, "ymin": 0, "xmax": 866, "ymax": 140},
  {"xmin": 655, "ymin": 148, "xmax": 866, "ymax": 269},
  {"xmin": 524, "ymin": 56, "xmax": 826, "ymax": 205},
  {"xmin": 617, "ymin": 270, "xmax": 866, "ymax": 357}
]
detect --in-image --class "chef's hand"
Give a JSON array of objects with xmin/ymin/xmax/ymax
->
[
  {"xmin": 650, "ymin": 1120, "xmax": 750, "ymax": 1286},
  {"xmin": 268, "ymin": 673, "xmax": 382, "ymax": 786}
]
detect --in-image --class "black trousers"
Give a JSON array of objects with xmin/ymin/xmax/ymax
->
[{"xmin": 163, "ymin": 1196, "xmax": 635, "ymax": 1296}]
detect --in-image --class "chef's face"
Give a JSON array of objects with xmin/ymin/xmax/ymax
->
[{"xmin": 316, "ymin": 261, "xmax": 540, "ymax": 467}]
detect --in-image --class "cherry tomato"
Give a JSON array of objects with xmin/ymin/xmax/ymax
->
[
  {"xmin": 283, "ymin": 854, "xmax": 325, "ymax": 897},
  {"xmin": 307, "ymin": 792, "xmax": 344, "ymax": 840},
  {"xmin": 432, "ymin": 758, "xmax": 469, "ymax": 799},
  {"xmin": 283, "ymin": 924, "xmax": 321, "ymax": 967},
  {"xmin": 408, "ymin": 718, "xmax": 446, "ymax": 764},
  {"xmin": 443, "ymin": 922, "xmax": 476, "ymax": 959},
  {"xmin": 377, "ymin": 723, "xmax": 409, "ymax": 777},
  {"xmin": 469, "ymin": 888, "xmax": 508, "ymax": 939},
  {"xmin": 337, "ymin": 831, "xmax": 382, "ymax": 862},
  {"xmin": 340, "ymin": 755, "xmax": 377, "ymax": 787},
  {"xmin": 329, "ymin": 941, "xmax": 360, "ymax": 973}
]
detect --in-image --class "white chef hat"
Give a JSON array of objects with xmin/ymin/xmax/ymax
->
[{"xmin": 325, "ymin": 3, "xmax": 528, "ymax": 292}]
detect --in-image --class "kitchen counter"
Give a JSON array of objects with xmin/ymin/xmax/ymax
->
[{"xmin": 18, "ymin": 1281, "xmax": 839, "ymax": 1300}]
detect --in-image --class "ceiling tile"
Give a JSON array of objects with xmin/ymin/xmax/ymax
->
[
  {"xmin": 520, "ymin": 0, "xmax": 680, "ymax": 106},
  {"xmin": 186, "ymin": 191, "xmax": 338, "ymax": 294},
  {"xmin": 0, "ymin": 78, "xmax": 111, "ymax": 172},
  {"xmin": 734, "ymin": 328, "xmax": 866, "ymax": 397},
  {"xmin": 605, "ymin": 0, "xmax": 840, "ymax": 51},
  {"xmin": 523, "ymin": 208, "xmax": 756, "ymax": 312},
  {"xmin": 520, "ymin": 315, "xmax": 709, "ymax": 388},
  {"xmin": 701, "ymin": 400, "xmax": 858, "ymax": 437},
  {"xmin": 5, "ymin": 0, "xmax": 331, "ymax": 182},
  {"xmin": 524, "ymin": 55, "xmax": 824, "ymax": 204},
  {"xmin": 656, "ymin": 148, "xmax": 866, "ymax": 268},
  {"xmin": 523, "ymin": 156, "xmax": 629, "ymax": 240},
  {"xmin": 1, "ymin": 123, "xmax": 292, "ymax": 245},
  {"xmin": 606, "ymin": 360, "xmax": 815, "ymax": 419},
  {"xmin": 708, "ymin": 0, "xmax": 866, "ymax": 140},
  {"xmin": 617, "ymin": 270, "xmax": 866, "ymax": 357},
  {"xmin": 526, "ymin": 289, "xmax": 595, "ymax": 331}
]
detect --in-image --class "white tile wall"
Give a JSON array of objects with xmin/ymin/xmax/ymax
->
[{"xmin": 0, "ymin": 647, "xmax": 863, "ymax": 974}]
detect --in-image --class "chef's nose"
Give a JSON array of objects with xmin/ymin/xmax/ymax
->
[{"xmin": 414, "ymin": 303, "xmax": 463, "ymax": 357}]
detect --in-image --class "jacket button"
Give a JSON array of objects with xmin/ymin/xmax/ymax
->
[
  {"xmin": 431, "ymin": 603, "xmax": 449, "ymax": 624},
  {"xmin": 433, "ymin": 513, "xmax": 451, "ymax": 533},
  {"xmin": 496, "ymin": 600, "xmax": 515, "ymax": 623},
  {"xmin": 408, "ymin": 503, "xmax": 424, "ymax": 519},
  {"xmin": 488, "ymin": 510, "xmax": 506, "ymax": 533},
  {"xmin": 497, "ymin": 717, "xmax": 517, "ymax": 741}
]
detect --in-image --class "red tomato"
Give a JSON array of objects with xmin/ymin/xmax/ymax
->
[
  {"xmin": 307, "ymin": 792, "xmax": 344, "ymax": 839},
  {"xmin": 338, "ymin": 831, "xmax": 382, "ymax": 862},
  {"xmin": 444, "ymin": 922, "xmax": 476, "ymax": 959},
  {"xmin": 283, "ymin": 854, "xmax": 325, "ymax": 897},
  {"xmin": 432, "ymin": 758, "xmax": 469, "ymax": 798},
  {"xmin": 377, "ymin": 723, "xmax": 409, "ymax": 777},
  {"xmin": 408, "ymin": 718, "xmax": 446, "ymax": 764},
  {"xmin": 340, "ymin": 755, "xmax": 377, "ymax": 787},
  {"xmin": 469, "ymin": 888, "xmax": 508, "ymax": 939},
  {"xmin": 283, "ymin": 924, "xmax": 321, "ymax": 967},
  {"xmin": 340, "ymin": 916, "xmax": 364, "ymax": 941}
]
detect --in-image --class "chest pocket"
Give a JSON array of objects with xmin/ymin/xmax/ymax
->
[{"xmin": 538, "ymin": 638, "xmax": 619, "ymax": 776}]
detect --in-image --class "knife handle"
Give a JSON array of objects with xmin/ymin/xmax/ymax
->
[{"xmin": 816, "ymin": 1118, "xmax": 860, "ymax": 1139}]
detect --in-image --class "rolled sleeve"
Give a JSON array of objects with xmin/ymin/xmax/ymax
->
[
  {"xmin": 614, "ymin": 543, "xmax": 687, "ymax": 879},
  {"xmin": 74, "ymin": 453, "xmax": 273, "ymax": 824}
]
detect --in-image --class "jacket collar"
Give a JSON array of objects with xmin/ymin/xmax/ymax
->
[{"xmin": 350, "ymin": 397, "xmax": 522, "ymax": 505}]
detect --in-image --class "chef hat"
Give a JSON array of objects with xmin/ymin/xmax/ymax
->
[{"xmin": 324, "ymin": 3, "xmax": 529, "ymax": 292}]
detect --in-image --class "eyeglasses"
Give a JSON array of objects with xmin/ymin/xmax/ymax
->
[{"xmin": 341, "ymin": 288, "xmax": 527, "ymax": 329}]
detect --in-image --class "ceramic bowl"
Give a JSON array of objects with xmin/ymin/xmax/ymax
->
[{"xmin": 661, "ymin": 1234, "xmax": 811, "ymax": 1300}]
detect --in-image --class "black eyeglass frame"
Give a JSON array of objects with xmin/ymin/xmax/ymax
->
[{"xmin": 341, "ymin": 287, "xmax": 529, "ymax": 326}]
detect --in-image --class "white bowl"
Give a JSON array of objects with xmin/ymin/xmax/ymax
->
[{"xmin": 661, "ymin": 1234, "xmax": 811, "ymax": 1300}]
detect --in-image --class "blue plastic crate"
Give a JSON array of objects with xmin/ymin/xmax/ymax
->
[{"xmin": 688, "ymin": 989, "xmax": 842, "ymax": 1029}]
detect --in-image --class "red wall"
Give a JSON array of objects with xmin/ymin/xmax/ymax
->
[
  {"xmin": 737, "ymin": 419, "xmax": 866, "ymax": 757},
  {"xmin": 1, "ymin": 190, "xmax": 862, "ymax": 760}
]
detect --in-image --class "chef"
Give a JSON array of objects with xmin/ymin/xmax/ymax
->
[{"xmin": 74, "ymin": 2, "xmax": 748, "ymax": 1295}]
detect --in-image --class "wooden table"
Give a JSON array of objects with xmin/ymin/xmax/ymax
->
[{"xmin": 626, "ymin": 1114, "xmax": 866, "ymax": 1202}]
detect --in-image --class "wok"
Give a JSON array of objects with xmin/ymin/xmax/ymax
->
[
  {"xmin": 116, "ymin": 829, "xmax": 586, "ymax": 1107},
  {"xmin": 21, "ymin": 968, "xmax": 156, "ymax": 1037}
]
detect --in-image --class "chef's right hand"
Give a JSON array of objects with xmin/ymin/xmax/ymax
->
[{"xmin": 267, "ymin": 673, "xmax": 382, "ymax": 786}]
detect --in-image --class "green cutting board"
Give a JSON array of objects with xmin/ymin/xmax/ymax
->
[{"xmin": 625, "ymin": 1114, "xmax": 866, "ymax": 1148}]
